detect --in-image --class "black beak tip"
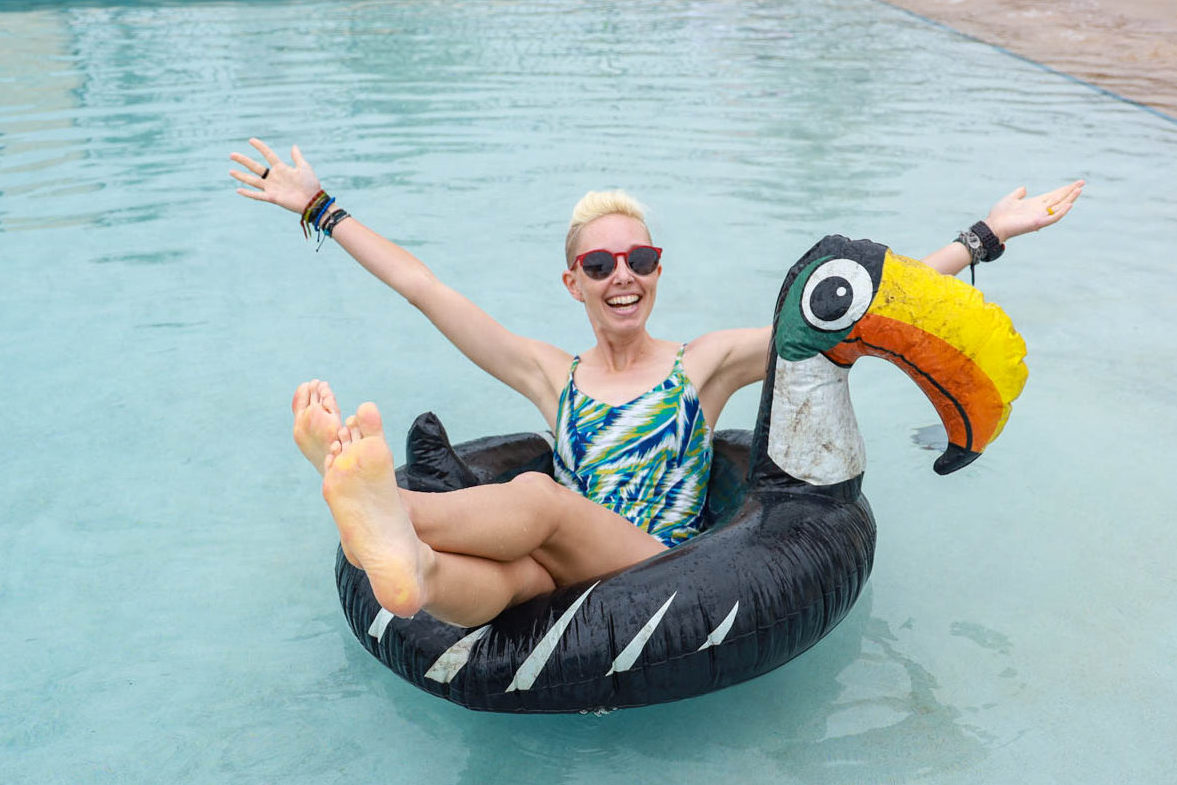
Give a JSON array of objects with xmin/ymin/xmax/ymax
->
[{"xmin": 934, "ymin": 444, "xmax": 982, "ymax": 475}]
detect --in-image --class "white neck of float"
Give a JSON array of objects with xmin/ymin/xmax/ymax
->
[{"xmin": 768, "ymin": 354, "xmax": 864, "ymax": 486}]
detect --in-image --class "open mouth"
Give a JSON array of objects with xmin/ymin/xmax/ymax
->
[{"xmin": 606, "ymin": 294, "xmax": 641, "ymax": 309}]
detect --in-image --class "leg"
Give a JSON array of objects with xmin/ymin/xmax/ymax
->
[
  {"xmin": 420, "ymin": 552, "xmax": 557, "ymax": 628},
  {"xmin": 401, "ymin": 476, "xmax": 667, "ymax": 586},
  {"xmin": 322, "ymin": 402, "xmax": 664, "ymax": 627}
]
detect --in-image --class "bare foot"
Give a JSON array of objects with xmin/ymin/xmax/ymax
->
[
  {"xmin": 292, "ymin": 380, "xmax": 341, "ymax": 475},
  {"xmin": 322, "ymin": 402, "xmax": 432, "ymax": 618}
]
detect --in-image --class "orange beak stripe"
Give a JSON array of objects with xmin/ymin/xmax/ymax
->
[{"xmin": 825, "ymin": 313, "xmax": 1009, "ymax": 453}]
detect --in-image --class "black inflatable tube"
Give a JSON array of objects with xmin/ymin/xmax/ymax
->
[{"xmin": 335, "ymin": 413, "xmax": 876, "ymax": 713}]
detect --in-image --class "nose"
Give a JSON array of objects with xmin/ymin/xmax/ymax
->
[{"xmin": 611, "ymin": 253, "xmax": 635, "ymax": 282}]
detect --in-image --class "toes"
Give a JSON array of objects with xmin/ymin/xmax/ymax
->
[
  {"xmin": 292, "ymin": 382, "xmax": 311, "ymax": 414},
  {"xmin": 345, "ymin": 415, "xmax": 361, "ymax": 444},
  {"xmin": 355, "ymin": 402, "xmax": 384, "ymax": 439},
  {"xmin": 320, "ymin": 382, "xmax": 338, "ymax": 414}
]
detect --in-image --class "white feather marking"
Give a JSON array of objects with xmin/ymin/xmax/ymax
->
[
  {"xmin": 606, "ymin": 592, "xmax": 677, "ymax": 676},
  {"xmin": 424, "ymin": 625, "xmax": 492, "ymax": 684},
  {"xmin": 505, "ymin": 581, "xmax": 600, "ymax": 692},
  {"xmin": 367, "ymin": 608, "xmax": 396, "ymax": 640},
  {"xmin": 697, "ymin": 601, "xmax": 740, "ymax": 650}
]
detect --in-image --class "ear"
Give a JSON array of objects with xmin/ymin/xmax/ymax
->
[{"xmin": 562, "ymin": 269, "xmax": 584, "ymax": 302}]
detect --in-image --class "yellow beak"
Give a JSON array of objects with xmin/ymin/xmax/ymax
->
[{"xmin": 825, "ymin": 250, "xmax": 1029, "ymax": 474}]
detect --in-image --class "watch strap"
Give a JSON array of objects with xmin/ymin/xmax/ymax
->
[{"xmin": 969, "ymin": 220, "xmax": 1005, "ymax": 262}]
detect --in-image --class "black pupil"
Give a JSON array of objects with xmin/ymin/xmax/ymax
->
[{"xmin": 811, "ymin": 276, "xmax": 853, "ymax": 321}]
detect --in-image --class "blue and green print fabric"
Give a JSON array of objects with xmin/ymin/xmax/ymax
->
[{"xmin": 553, "ymin": 344, "xmax": 713, "ymax": 546}]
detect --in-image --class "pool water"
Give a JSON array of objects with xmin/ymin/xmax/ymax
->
[{"xmin": 2, "ymin": 1, "xmax": 1175, "ymax": 783}]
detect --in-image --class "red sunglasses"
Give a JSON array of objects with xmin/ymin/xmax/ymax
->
[{"xmin": 572, "ymin": 245, "xmax": 662, "ymax": 280}]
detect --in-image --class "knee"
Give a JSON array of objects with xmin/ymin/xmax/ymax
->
[
  {"xmin": 507, "ymin": 471, "xmax": 561, "ymax": 503},
  {"xmin": 509, "ymin": 557, "xmax": 557, "ymax": 606}
]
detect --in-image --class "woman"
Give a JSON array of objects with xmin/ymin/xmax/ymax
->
[{"xmin": 230, "ymin": 138, "xmax": 1082, "ymax": 627}]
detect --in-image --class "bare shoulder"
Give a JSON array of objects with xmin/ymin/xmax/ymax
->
[
  {"xmin": 683, "ymin": 327, "xmax": 771, "ymax": 387},
  {"xmin": 683, "ymin": 327, "xmax": 771, "ymax": 426},
  {"xmin": 502, "ymin": 338, "xmax": 571, "ymax": 430},
  {"xmin": 527, "ymin": 338, "xmax": 576, "ymax": 395}
]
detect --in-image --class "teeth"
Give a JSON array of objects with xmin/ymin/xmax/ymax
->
[{"xmin": 607, "ymin": 295, "xmax": 640, "ymax": 306}]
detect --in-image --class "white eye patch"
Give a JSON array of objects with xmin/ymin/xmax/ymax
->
[{"xmin": 800, "ymin": 258, "xmax": 874, "ymax": 332}]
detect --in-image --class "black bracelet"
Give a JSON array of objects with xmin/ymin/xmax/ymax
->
[
  {"xmin": 314, "ymin": 209, "xmax": 351, "ymax": 252},
  {"xmin": 321, "ymin": 209, "xmax": 350, "ymax": 237},
  {"xmin": 953, "ymin": 220, "xmax": 1006, "ymax": 284},
  {"xmin": 970, "ymin": 220, "xmax": 1005, "ymax": 262}
]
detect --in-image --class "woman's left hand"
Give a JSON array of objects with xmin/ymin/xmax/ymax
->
[{"xmin": 983, "ymin": 180, "xmax": 1085, "ymax": 242}]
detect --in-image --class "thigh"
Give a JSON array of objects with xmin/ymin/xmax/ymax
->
[
  {"xmin": 529, "ymin": 478, "xmax": 668, "ymax": 585},
  {"xmin": 401, "ymin": 474, "xmax": 667, "ymax": 586}
]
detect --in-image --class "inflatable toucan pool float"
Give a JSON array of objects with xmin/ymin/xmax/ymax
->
[{"xmin": 335, "ymin": 235, "xmax": 1028, "ymax": 713}]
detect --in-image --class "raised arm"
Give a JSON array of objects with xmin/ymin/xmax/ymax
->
[
  {"xmin": 230, "ymin": 139, "xmax": 570, "ymax": 424},
  {"xmin": 687, "ymin": 180, "xmax": 1085, "ymax": 425},
  {"xmin": 922, "ymin": 180, "xmax": 1085, "ymax": 275}
]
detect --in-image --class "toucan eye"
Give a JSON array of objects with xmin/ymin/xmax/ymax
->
[{"xmin": 800, "ymin": 258, "xmax": 874, "ymax": 332}]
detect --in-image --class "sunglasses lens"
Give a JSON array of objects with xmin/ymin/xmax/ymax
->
[
  {"xmin": 580, "ymin": 251, "xmax": 615, "ymax": 280},
  {"xmin": 628, "ymin": 246, "xmax": 660, "ymax": 275}
]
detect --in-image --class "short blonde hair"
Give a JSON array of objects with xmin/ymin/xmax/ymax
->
[{"xmin": 564, "ymin": 190, "xmax": 650, "ymax": 267}]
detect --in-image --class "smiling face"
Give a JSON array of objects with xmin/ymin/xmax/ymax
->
[{"xmin": 562, "ymin": 213, "xmax": 662, "ymax": 335}]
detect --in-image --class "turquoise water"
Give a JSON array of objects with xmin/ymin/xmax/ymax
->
[{"xmin": 3, "ymin": 1, "xmax": 1176, "ymax": 782}]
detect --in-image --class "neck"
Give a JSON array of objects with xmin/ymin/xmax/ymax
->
[{"xmin": 588, "ymin": 329, "xmax": 659, "ymax": 372}]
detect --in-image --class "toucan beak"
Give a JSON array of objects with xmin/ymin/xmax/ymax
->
[{"xmin": 824, "ymin": 250, "xmax": 1028, "ymax": 474}]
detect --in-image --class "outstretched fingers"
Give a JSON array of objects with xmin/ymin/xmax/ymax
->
[
  {"xmin": 250, "ymin": 137, "xmax": 282, "ymax": 166},
  {"xmin": 228, "ymin": 145, "xmax": 278, "ymax": 196},
  {"xmin": 1036, "ymin": 179, "xmax": 1084, "ymax": 227},
  {"xmin": 229, "ymin": 138, "xmax": 322, "ymax": 212},
  {"xmin": 1041, "ymin": 179, "xmax": 1085, "ymax": 204}
]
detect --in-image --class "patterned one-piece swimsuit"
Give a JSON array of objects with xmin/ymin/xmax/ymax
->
[{"xmin": 552, "ymin": 344, "xmax": 713, "ymax": 547}]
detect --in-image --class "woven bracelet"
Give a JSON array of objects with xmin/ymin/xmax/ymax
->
[
  {"xmin": 321, "ymin": 209, "xmax": 350, "ymax": 237},
  {"xmin": 300, "ymin": 190, "xmax": 329, "ymax": 238}
]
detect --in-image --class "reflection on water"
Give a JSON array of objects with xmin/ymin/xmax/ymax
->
[
  {"xmin": 427, "ymin": 589, "xmax": 1007, "ymax": 785},
  {"xmin": 3, "ymin": 1, "xmax": 1176, "ymax": 783}
]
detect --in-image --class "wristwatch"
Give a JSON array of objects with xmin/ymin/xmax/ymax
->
[
  {"xmin": 970, "ymin": 220, "xmax": 1005, "ymax": 261},
  {"xmin": 955, "ymin": 220, "xmax": 1005, "ymax": 264}
]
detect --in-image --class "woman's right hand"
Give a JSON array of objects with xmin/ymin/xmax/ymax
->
[{"xmin": 229, "ymin": 138, "xmax": 322, "ymax": 214}]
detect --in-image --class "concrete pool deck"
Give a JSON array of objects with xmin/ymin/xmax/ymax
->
[{"xmin": 884, "ymin": 0, "xmax": 1177, "ymax": 119}]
